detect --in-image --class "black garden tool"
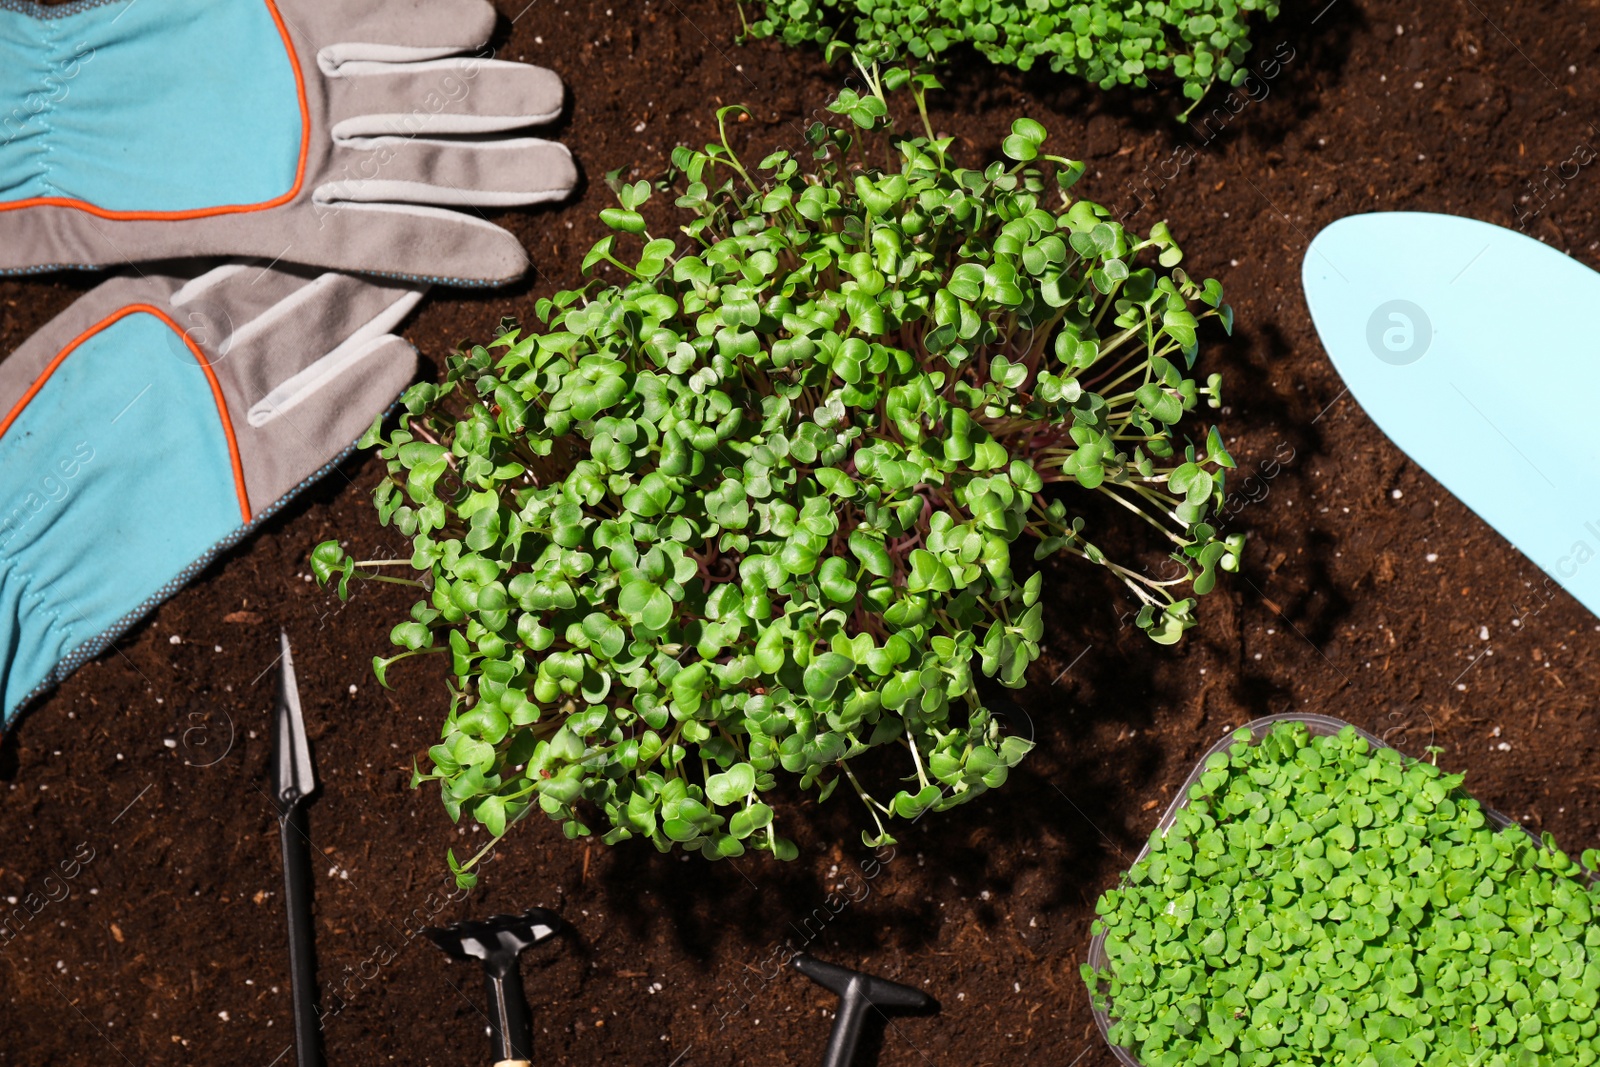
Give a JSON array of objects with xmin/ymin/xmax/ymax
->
[
  {"xmin": 425, "ymin": 908, "xmax": 563, "ymax": 1067},
  {"xmin": 793, "ymin": 953, "xmax": 939, "ymax": 1067},
  {"xmin": 272, "ymin": 631, "xmax": 322, "ymax": 1067}
]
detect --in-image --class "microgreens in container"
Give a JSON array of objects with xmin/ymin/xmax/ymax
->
[
  {"xmin": 314, "ymin": 69, "xmax": 1237, "ymax": 884},
  {"xmin": 1085, "ymin": 716, "xmax": 1600, "ymax": 1067}
]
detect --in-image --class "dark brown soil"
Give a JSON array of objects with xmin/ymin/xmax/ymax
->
[{"xmin": 4, "ymin": 1, "xmax": 1600, "ymax": 1064}]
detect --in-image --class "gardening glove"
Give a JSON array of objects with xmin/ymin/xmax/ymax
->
[
  {"xmin": 0, "ymin": 0, "xmax": 576, "ymax": 286},
  {"xmin": 0, "ymin": 261, "xmax": 425, "ymax": 724}
]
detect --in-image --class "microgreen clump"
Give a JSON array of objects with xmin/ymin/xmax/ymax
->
[
  {"xmin": 1084, "ymin": 723, "xmax": 1600, "ymax": 1067},
  {"xmin": 739, "ymin": 0, "xmax": 1281, "ymax": 113},
  {"xmin": 315, "ymin": 72, "xmax": 1236, "ymax": 881}
]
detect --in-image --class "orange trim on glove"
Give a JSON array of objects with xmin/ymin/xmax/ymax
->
[
  {"xmin": 0, "ymin": 0, "xmax": 309, "ymax": 221},
  {"xmin": 0, "ymin": 305, "xmax": 252, "ymax": 523}
]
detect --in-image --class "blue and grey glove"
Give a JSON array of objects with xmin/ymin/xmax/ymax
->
[
  {"xmin": 0, "ymin": 0, "xmax": 575, "ymax": 285},
  {"xmin": 0, "ymin": 261, "xmax": 425, "ymax": 722}
]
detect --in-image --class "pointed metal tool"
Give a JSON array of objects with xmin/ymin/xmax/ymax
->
[
  {"xmin": 272, "ymin": 631, "xmax": 322, "ymax": 1067},
  {"xmin": 424, "ymin": 908, "xmax": 562, "ymax": 1067},
  {"xmin": 793, "ymin": 954, "xmax": 938, "ymax": 1067}
]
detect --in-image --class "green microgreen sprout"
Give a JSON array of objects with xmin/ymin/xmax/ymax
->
[
  {"xmin": 1084, "ymin": 722, "xmax": 1600, "ymax": 1067},
  {"xmin": 313, "ymin": 70, "xmax": 1237, "ymax": 884},
  {"xmin": 738, "ymin": 0, "xmax": 1282, "ymax": 117}
]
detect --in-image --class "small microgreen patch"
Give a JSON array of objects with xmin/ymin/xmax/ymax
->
[
  {"xmin": 738, "ymin": 0, "xmax": 1282, "ymax": 114},
  {"xmin": 1084, "ymin": 722, "xmax": 1600, "ymax": 1067},
  {"xmin": 315, "ymin": 71, "xmax": 1236, "ymax": 882}
]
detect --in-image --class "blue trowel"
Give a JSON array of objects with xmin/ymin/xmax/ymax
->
[{"xmin": 1302, "ymin": 211, "xmax": 1600, "ymax": 616}]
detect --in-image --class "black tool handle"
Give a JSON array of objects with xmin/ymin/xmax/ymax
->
[
  {"xmin": 485, "ymin": 963, "xmax": 534, "ymax": 1066},
  {"xmin": 279, "ymin": 802, "xmax": 321, "ymax": 1067},
  {"xmin": 794, "ymin": 954, "xmax": 938, "ymax": 1067},
  {"xmin": 820, "ymin": 985, "xmax": 872, "ymax": 1067}
]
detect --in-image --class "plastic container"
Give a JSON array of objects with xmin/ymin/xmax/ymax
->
[{"xmin": 1083, "ymin": 711, "xmax": 1563, "ymax": 1067}]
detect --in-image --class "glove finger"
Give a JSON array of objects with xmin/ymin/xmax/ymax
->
[
  {"xmin": 295, "ymin": 199, "xmax": 531, "ymax": 285},
  {"xmin": 308, "ymin": 0, "xmax": 497, "ymax": 68},
  {"xmin": 168, "ymin": 261, "xmax": 322, "ymax": 340},
  {"xmin": 234, "ymin": 333, "xmax": 419, "ymax": 512},
  {"xmin": 205, "ymin": 269, "xmax": 427, "ymax": 408},
  {"xmin": 329, "ymin": 59, "xmax": 565, "ymax": 139},
  {"xmin": 320, "ymin": 136, "xmax": 576, "ymax": 208}
]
